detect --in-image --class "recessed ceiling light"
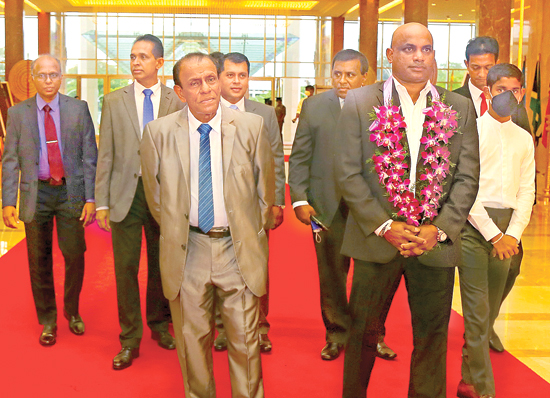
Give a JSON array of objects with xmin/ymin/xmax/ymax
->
[
  {"xmin": 458, "ymin": 13, "xmax": 463, "ymax": 16},
  {"xmin": 432, "ymin": 3, "xmax": 436, "ymax": 5}
]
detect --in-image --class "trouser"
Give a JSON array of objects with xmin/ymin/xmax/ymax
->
[
  {"xmin": 110, "ymin": 179, "xmax": 171, "ymax": 348},
  {"xmin": 343, "ymin": 257, "xmax": 454, "ymax": 398},
  {"xmin": 25, "ymin": 181, "xmax": 86, "ymax": 325},
  {"xmin": 170, "ymin": 231, "xmax": 263, "ymax": 398},
  {"xmin": 459, "ymin": 208, "xmax": 513, "ymax": 396}
]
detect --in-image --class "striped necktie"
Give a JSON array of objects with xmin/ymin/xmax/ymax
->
[
  {"xmin": 143, "ymin": 88, "xmax": 154, "ymax": 129},
  {"xmin": 198, "ymin": 123, "xmax": 214, "ymax": 233}
]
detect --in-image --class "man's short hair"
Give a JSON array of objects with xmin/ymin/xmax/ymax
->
[
  {"xmin": 134, "ymin": 34, "xmax": 164, "ymax": 59},
  {"xmin": 221, "ymin": 52, "xmax": 251, "ymax": 74},
  {"xmin": 465, "ymin": 36, "xmax": 499, "ymax": 62},
  {"xmin": 173, "ymin": 52, "xmax": 215, "ymax": 87},
  {"xmin": 305, "ymin": 85, "xmax": 314, "ymax": 92},
  {"xmin": 209, "ymin": 51, "xmax": 225, "ymax": 74},
  {"xmin": 331, "ymin": 49, "xmax": 369, "ymax": 75},
  {"xmin": 486, "ymin": 63, "xmax": 524, "ymax": 88},
  {"xmin": 276, "ymin": 97, "xmax": 282, "ymax": 101},
  {"xmin": 31, "ymin": 54, "xmax": 62, "ymax": 74}
]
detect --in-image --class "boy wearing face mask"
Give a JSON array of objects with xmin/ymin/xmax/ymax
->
[{"xmin": 457, "ymin": 63, "xmax": 535, "ymax": 398}]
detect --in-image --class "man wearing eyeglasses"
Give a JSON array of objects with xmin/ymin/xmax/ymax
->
[{"xmin": 2, "ymin": 54, "xmax": 98, "ymax": 346}]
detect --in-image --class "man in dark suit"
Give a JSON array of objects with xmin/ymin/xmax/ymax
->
[
  {"xmin": 289, "ymin": 49, "xmax": 396, "ymax": 361},
  {"xmin": 215, "ymin": 52, "xmax": 285, "ymax": 353},
  {"xmin": 335, "ymin": 23, "xmax": 480, "ymax": 397},
  {"xmin": 95, "ymin": 34, "xmax": 184, "ymax": 370},
  {"xmin": 140, "ymin": 52, "xmax": 274, "ymax": 398},
  {"xmin": 2, "ymin": 54, "xmax": 97, "ymax": 346},
  {"xmin": 453, "ymin": 36, "xmax": 530, "ymax": 353}
]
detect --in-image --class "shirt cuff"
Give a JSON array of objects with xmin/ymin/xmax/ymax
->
[
  {"xmin": 95, "ymin": 206, "xmax": 109, "ymax": 211},
  {"xmin": 86, "ymin": 199, "xmax": 95, "ymax": 203},
  {"xmin": 292, "ymin": 201, "xmax": 309, "ymax": 209},
  {"xmin": 375, "ymin": 219, "xmax": 393, "ymax": 237}
]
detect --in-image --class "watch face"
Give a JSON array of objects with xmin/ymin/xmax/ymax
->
[{"xmin": 439, "ymin": 231, "xmax": 448, "ymax": 242}]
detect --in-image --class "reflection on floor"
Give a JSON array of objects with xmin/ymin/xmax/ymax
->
[{"xmin": 1, "ymin": 182, "xmax": 549, "ymax": 382}]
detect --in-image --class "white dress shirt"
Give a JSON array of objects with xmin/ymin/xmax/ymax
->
[
  {"xmin": 221, "ymin": 96, "xmax": 246, "ymax": 112},
  {"xmin": 134, "ymin": 79, "xmax": 162, "ymax": 134},
  {"xmin": 468, "ymin": 79, "xmax": 488, "ymax": 117},
  {"xmin": 188, "ymin": 106, "xmax": 228, "ymax": 228},
  {"xmin": 468, "ymin": 112, "xmax": 535, "ymax": 242}
]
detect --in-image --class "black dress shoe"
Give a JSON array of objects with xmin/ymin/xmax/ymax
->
[
  {"xmin": 321, "ymin": 342, "xmax": 343, "ymax": 361},
  {"xmin": 63, "ymin": 309, "xmax": 85, "ymax": 335},
  {"xmin": 39, "ymin": 324, "xmax": 57, "ymax": 346},
  {"xmin": 259, "ymin": 333, "xmax": 272, "ymax": 353},
  {"xmin": 113, "ymin": 347, "xmax": 140, "ymax": 370},
  {"xmin": 489, "ymin": 329, "xmax": 505, "ymax": 353},
  {"xmin": 376, "ymin": 340, "xmax": 397, "ymax": 360},
  {"xmin": 151, "ymin": 330, "xmax": 176, "ymax": 350},
  {"xmin": 214, "ymin": 332, "xmax": 227, "ymax": 351}
]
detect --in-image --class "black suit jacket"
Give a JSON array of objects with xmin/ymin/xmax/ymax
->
[
  {"xmin": 453, "ymin": 84, "xmax": 531, "ymax": 133},
  {"xmin": 335, "ymin": 82, "xmax": 480, "ymax": 268}
]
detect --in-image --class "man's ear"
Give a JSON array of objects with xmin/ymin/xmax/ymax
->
[
  {"xmin": 518, "ymin": 87, "xmax": 526, "ymax": 103},
  {"xmin": 464, "ymin": 60, "xmax": 469, "ymax": 69},
  {"xmin": 386, "ymin": 48, "xmax": 393, "ymax": 64},
  {"xmin": 173, "ymin": 84, "xmax": 186, "ymax": 103},
  {"xmin": 483, "ymin": 86, "xmax": 492, "ymax": 98}
]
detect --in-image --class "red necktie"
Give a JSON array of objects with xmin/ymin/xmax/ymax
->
[
  {"xmin": 480, "ymin": 92, "xmax": 488, "ymax": 116},
  {"xmin": 43, "ymin": 105, "xmax": 65, "ymax": 185}
]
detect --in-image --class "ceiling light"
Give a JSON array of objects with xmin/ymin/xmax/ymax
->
[{"xmin": 67, "ymin": 0, "xmax": 318, "ymax": 9}]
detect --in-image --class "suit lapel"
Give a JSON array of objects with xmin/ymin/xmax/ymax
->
[
  {"xmin": 122, "ymin": 84, "xmax": 141, "ymax": 140},
  {"xmin": 327, "ymin": 89, "xmax": 341, "ymax": 122},
  {"xmin": 158, "ymin": 84, "xmax": 172, "ymax": 118},
  {"xmin": 58, "ymin": 94, "xmax": 71, "ymax": 156},
  {"xmin": 244, "ymin": 98, "xmax": 256, "ymax": 113},
  {"xmin": 28, "ymin": 96, "xmax": 40, "ymax": 153},
  {"xmin": 220, "ymin": 106, "xmax": 235, "ymax": 182},
  {"xmin": 174, "ymin": 110, "xmax": 191, "ymax": 190}
]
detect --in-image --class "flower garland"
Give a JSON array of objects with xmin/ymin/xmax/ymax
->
[{"xmin": 369, "ymin": 78, "xmax": 459, "ymax": 226}]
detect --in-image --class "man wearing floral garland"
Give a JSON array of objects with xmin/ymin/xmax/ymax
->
[{"xmin": 335, "ymin": 23, "xmax": 480, "ymax": 397}]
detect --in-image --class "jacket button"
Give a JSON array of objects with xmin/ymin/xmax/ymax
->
[
  {"xmin": 36, "ymin": 162, "xmax": 39, "ymax": 165},
  {"xmin": 185, "ymin": 214, "xmax": 189, "ymax": 220},
  {"xmin": 137, "ymin": 150, "xmax": 140, "ymax": 155},
  {"xmin": 181, "ymin": 244, "xmax": 186, "ymax": 251},
  {"xmin": 134, "ymin": 173, "xmax": 138, "ymax": 178}
]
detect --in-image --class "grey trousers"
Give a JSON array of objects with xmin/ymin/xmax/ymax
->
[
  {"xmin": 459, "ymin": 208, "xmax": 513, "ymax": 396},
  {"xmin": 170, "ymin": 231, "xmax": 263, "ymax": 398}
]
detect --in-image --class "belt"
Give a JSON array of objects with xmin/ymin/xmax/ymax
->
[
  {"xmin": 39, "ymin": 177, "xmax": 66, "ymax": 186},
  {"xmin": 189, "ymin": 225, "xmax": 231, "ymax": 238}
]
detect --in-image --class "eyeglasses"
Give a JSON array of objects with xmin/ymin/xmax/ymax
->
[{"xmin": 33, "ymin": 73, "xmax": 61, "ymax": 81}]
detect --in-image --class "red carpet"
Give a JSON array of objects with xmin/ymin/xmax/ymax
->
[{"xmin": 1, "ymin": 192, "xmax": 549, "ymax": 397}]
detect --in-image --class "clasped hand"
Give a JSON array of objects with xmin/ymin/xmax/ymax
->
[{"xmin": 384, "ymin": 222, "xmax": 438, "ymax": 258}]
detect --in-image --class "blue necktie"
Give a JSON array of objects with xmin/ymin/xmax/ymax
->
[
  {"xmin": 143, "ymin": 89, "xmax": 154, "ymax": 129},
  {"xmin": 229, "ymin": 104, "xmax": 239, "ymax": 110},
  {"xmin": 198, "ymin": 123, "xmax": 214, "ymax": 233}
]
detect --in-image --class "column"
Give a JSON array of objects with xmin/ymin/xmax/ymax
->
[
  {"xmin": 5, "ymin": 0, "xmax": 25, "ymax": 79},
  {"xmin": 331, "ymin": 16, "xmax": 345, "ymax": 60},
  {"xmin": 477, "ymin": 0, "xmax": 513, "ymax": 63},
  {"xmin": 403, "ymin": 0, "xmax": 429, "ymax": 26},
  {"xmin": 359, "ymin": 0, "xmax": 379, "ymax": 84},
  {"xmin": 38, "ymin": 12, "xmax": 51, "ymax": 55}
]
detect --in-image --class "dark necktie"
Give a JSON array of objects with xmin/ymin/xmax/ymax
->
[
  {"xmin": 480, "ymin": 92, "xmax": 488, "ymax": 116},
  {"xmin": 198, "ymin": 123, "xmax": 214, "ymax": 233},
  {"xmin": 143, "ymin": 88, "xmax": 154, "ymax": 129},
  {"xmin": 43, "ymin": 105, "xmax": 64, "ymax": 185}
]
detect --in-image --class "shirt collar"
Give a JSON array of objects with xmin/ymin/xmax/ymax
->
[
  {"xmin": 481, "ymin": 110, "xmax": 513, "ymax": 126},
  {"xmin": 134, "ymin": 79, "xmax": 162, "ymax": 96},
  {"xmin": 338, "ymin": 96, "xmax": 345, "ymax": 108},
  {"xmin": 221, "ymin": 96, "xmax": 245, "ymax": 112},
  {"xmin": 188, "ymin": 104, "xmax": 223, "ymax": 135},
  {"xmin": 468, "ymin": 79, "xmax": 484, "ymax": 101},
  {"xmin": 36, "ymin": 93, "xmax": 60, "ymax": 111},
  {"xmin": 392, "ymin": 77, "xmax": 432, "ymax": 103}
]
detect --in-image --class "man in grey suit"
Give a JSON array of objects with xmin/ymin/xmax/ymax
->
[
  {"xmin": 335, "ymin": 23, "xmax": 480, "ymax": 397},
  {"xmin": 289, "ymin": 49, "xmax": 396, "ymax": 361},
  {"xmin": 2, "ymin": 54, "xmax": 97, "ymax": 346},
  {"xmin": 215, "ymin": 51, "xmax": 285, "ymax": 353},
  {"xmin": 140, "ymin": 52, "xmax": 274, "ymax": 398},
  {"xmin": 95, "ymin": 34, "xmax": 184, "ymax": 370}
]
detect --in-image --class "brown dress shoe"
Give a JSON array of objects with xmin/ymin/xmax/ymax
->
[
  {"xmin": 151, "ymin": 330, "xmax": 176, "ymax": 350},
  {"xmin": 39, "ymin": 324, "xmax": 57, "ymax": 346},
  {"xmin": 113, "ymin": 347, "xmax": 140, "ymax": 370},
  {"xmin": 214, "ymin": 332, "xmax": 227, "ymax": 351},
  {"xmin": 489, "ymin": 328, "xmax": 505, "ymax": 353},
  {"xmin": 259, "ymin": 333, "xmax": 272, "ymax": 353},
  {"xmin": 376, "ymin": 336, "xmax": 397, "ymax": 360},
  {"xmin": 64, "ymin": 309, "xmax": 85, "ymax": 335},
  {"xmin": 457, "ymin": 379, "xmax": 495, "ymax": 398},
  {"xmin": 320, "ymin": 342, "xmax": 343, "ymax": 361}
]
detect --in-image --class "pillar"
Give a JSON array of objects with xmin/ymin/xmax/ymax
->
[
  {"xmin": 331, "ymin": 16, "xmax": 345, "ymax": 61},
  {"xmin": 359, "ymin": 0, "xmax": 379, "ymax": 84},
  {"xmin": 477, "ymin": 0, "xmax": 513, "ymax": 63},
  {"xmin": 403, "ymin": 0, "xmax": 429, "ymax": 26},
  {"xmin": 5, "ymin": 0, "xmax": 25, "ymax": 79},
  {"xmin": 38, "ymin": 12, "xmax": 51, "ymax": 55}
]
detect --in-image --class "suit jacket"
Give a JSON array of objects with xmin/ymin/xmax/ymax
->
[
  {"xmin": 335, "ymin": 82, "xmax": 480, "ymax": 268},
  {"xmin": 2, "ymin": 94, "xmax": 97, "ymax": 222},
  {"xmin": 244, "ymin": 98, "xmax": 285, "ymax": 206},
  {"xmin": 288, "ymin": 89, "xmax": 343, "ymax": 227},
  {"xmin": 453, "ymin": 84, "xmax": 531, "ymax": 133},
  {"xmin": 95, "ymin": 83, "xmax": 185, "ymax": 222},
  {"xmin": 140, "ymin": 106, "xmax": 275, "ymax": 301}
]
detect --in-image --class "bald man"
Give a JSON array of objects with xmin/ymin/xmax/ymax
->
[{"xmin": 335, "ymin": 23, "xmax": 479, "ymax": 397}]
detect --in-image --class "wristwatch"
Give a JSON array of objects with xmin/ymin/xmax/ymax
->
[{"xmin": 436, "ymin": 226, "xmax": 448, "ymax": 242}]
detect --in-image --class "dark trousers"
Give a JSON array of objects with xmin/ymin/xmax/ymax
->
[
  {"xmin": 110, "ymin": 179, "xmax": 171, "ymax": 348},
  {"xmin": 24, "ymin": 181, "xmax": 86, "ymax": 326},
  {"xmin": 313, "ymin": 201, "xmax": 352, "ymax": 344},
  {"xmin": 343, "ymin": 257, "xmax": 455, "ymax": 398}
]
